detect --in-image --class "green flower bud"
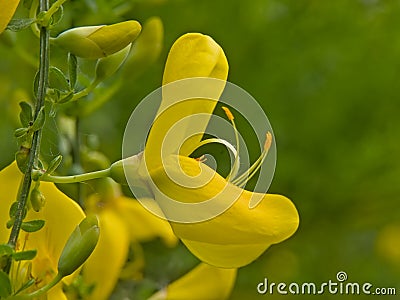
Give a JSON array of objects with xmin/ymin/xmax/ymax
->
[
  {"xmin": 94, "ymin": 44, "xmax": 131, "ymax": 83},
  {"xmin": 58, "ymin": 215, "xmax": 99, "ymax": 277},
  {"xmin": 124, "ymin": 17, "xmax": 163, "ymax": 78},
  {"xmin": 53, "ymin": 20, "xmax": 142, "ymax": 59},
  {"xmin": 109, "ymin": 154, "xmax": 142, "ymax": 185},
  {"xmin": 30, "ymin": 188, "xmax": 45, "ymax": 212}
]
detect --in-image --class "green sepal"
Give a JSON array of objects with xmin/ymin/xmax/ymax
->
[
  {"xmin": 12, "ymin": 249, "xmax": 37, "ymax": 261},
  {"xmin": 6, "ymin": 18, "xmax": 36, "ymax": 32},
  {"xmin": 19, "ymin": 101, "xmax": 33, "ymax": 127},
  {"xmin": 21, "ymin": 220, "xmax": 45, "ymax": 233},
  {"xmin": 58, "ymin": 215, "xmax": 100, "ymax": 277},
  {"xmin": 0, "ymin": 270, "xmax": 12, "ymax": 298}
]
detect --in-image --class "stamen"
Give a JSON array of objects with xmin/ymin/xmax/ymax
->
[
  {"xmin": 232, "ymin": 131, "xmax": 273, "ymax": 188},
  {"xmin": 222, "ymin": 107, "xmax": 240, "ymax": 181},
  {"xmin": 222, "ymin": 106, "xmax": 234, "ymax": 121},
  {"xmin": 195, "ymin": 155, "xmax": 207, "ymax": 163}
]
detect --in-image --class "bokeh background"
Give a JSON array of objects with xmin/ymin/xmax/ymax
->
[{"xmin": 1, "ymin": 0, "xmax": 400, "ymax": 299}]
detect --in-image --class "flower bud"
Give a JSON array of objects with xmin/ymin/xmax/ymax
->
[
  {"xmin": 30, "ymin": 187, "xmax": 46, "ymax": 212},
  {"xmin": 109, "ymin": 153, "xmax": 142, "ymax": 185},
  {"xmin": 94, "ymin": 44, "xmax": 131, "ymax": 83},
  {"xmin": 124, "ymin": 17, "xmax": 164, "ymax": 78},
  {"xmin": 53, "ymin": 20, "xmax": 142, "ymax": 59},
  {"xmin": 58, "ymin": 215, "xmax": 99, "ymax": 277}
]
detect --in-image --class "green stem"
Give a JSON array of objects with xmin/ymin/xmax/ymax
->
[
  {"xmin": 7, "ymin": 0, "xmax": 50, "ymax": 261},
  {"xmin": 41, "ymin": 168, "xmax": 111, "ymax": 183},
  {"xmin": 70, "ymin": 80, "xmax": 99, "ymax": 102}
]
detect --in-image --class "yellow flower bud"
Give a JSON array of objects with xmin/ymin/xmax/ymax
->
[
  {"xmin": 53, "ymin": 20, "xmax": 142, "ymax": 59},
  {"xmin": 0, "ymin": 0, "xmax": 20, "ymax": 34},
  {"xmin": 58, "ymin": 215, "xmax": 100, "ymax": 277},
  {"xmin": 94, "ymin": 44, "xmax": 131, "ymax": 83},
  {"xmin": 124, "ymin": 17, "xmax": 164, "ymax": 77}
]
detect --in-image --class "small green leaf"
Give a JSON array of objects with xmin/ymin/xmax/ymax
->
[
  {"xmin": 33, "ymin": 71, "xmax": 39, "ymax": 98},
  {"xmin": 19, "ymin": 101, "xmax": 33, "ymax": 127},
  {"xmin": 6, "ymin": 18, "xmax": 36, "ymax": 32},
  {"xmin": 0, "ymin": 270, "xmax": 11, "ymax": 297},
  {"xmin": 49, "ymin": 66, "xmax": 70, "ymax": 92},
  {"xmin": 6, "ymin": 219, "xmax": 14, "ymax": 229},
  {"xmin": 68, "ymin": 53, "xmax": 77, "ymax": 89},
  {"xmin": 12, "ymin": 250, "xmax": 37, "ymax": 261},
  {"xmin": 57, "ymin": 91, "xmax": 74, "ymax": 104},
  {"xmin": 21, "ymin": 220, "xmax": 45, "ymax": 233},
  {"xmin": 9, "ymin": 202, "xmax": 18, "ymax": 218},
  {"xmin": 15, "ymin": 147, "xmax": 31, "ymax": 173},
  {"xmin": 31, "ymin": 107, "xmax": 45, "ymax": 132},
  {"xmin": 46, "ymin": 155, "xmax": 62, "ymax": 174},
  {"xmin": 0, "ymin": 244, "xmax": 14, "ymax": 257},
  {"xmin": 14, "ymin": 128, "xmax": 28, "ymax": 138}
]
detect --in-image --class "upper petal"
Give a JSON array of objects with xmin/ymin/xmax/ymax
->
[{"xmin": 143, "ymin": 33, "xmax": 229, "ymax": 173}]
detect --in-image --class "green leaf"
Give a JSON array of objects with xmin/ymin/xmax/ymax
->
[
  {"xmin": 14, "ymin": 128, "xmax": 28, "ymax": 138},
  {"xmin": 0, "ymin": 270, "xmax": 11, "ymax": 297},
  {"xmin": 8, "ymin": 202, "xmax": 18, "ymax": 218},
  {"xmin": 6, "ymin": 18, "xmax": 36, "ymax": 32},
  {"xmin": 49, "ymin": 66, "xmax": 70, "ymax": 92},
  {"xmin": 0, "ymin": 244, "xmax": 14, "ymax": 257},
  {"xmin": 46, "ymin": 155, "xmax": 62, "ymax": 174},
  {"xmin": 19, "ymin": 101, "xmax": 33, "ymax": 127},
  {"xmin": 21, "ymin": 220, "xmax": 45, "ymax": 232},
  {"xmin": 33, "ymin": 71, "xmax": 39, "ymax": 99},
  {"xmin": 12, "ymin": 249, "xmax": 37, "ymax": 261},
  {"xmin": 68, "ymin": 53, "xmax": 78, "ymax": 89},
  {"xmin": 30, "ymin": 107, "xmax": 45, "ymax": 132},
  {"xmin": 57, "ymin": 91, "xmax": 74, "ymax": 104}
]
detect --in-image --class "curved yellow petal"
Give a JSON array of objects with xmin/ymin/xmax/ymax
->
[
  {"xmin": 0, "ymin": 162, "xmax": 85, "ymax": 293},
  {"xmin": 148, "ymin": 263, "xmax": 236, "ymax": 300},
  {"xmin": 116, "ymin": 197, "xmax": 178, "ymax": 247},
  {"xmin": 144, "ymin": 33, "xmax": 229, "ymax": 173},
  {"xmin": 82, "ymin": 209, "xmax": 130, "ymax": 300},
  {"xmin": 0, "ymin": 0, "xmax": 20, "ymax": 34},
  {"xmin": 148, "ymin": 156, "xmax": 299, "ymax": 268}
]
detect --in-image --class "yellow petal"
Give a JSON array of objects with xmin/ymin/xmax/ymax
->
[
  {"xmin": 0, "ymin": 0, "xmax": 20, "ymax": 34},
  {"xmin": 116, "ymin": 197, "xmax": 178, "ymax": 247},
  {"xmin": 148, "ymin": 263, "xmax": 237, "ymax": 300},
  {"xmin": 0, "ymin": 162, "xmax": 85, "ymax": 291},
  {"xmin": 148, "ymin": 156, "xmax": 299, "ymax": 268},
  {"xmin": 143, "ymin": 33, "xmax": 229, "ymax": 173},
  {"xmin": 82, "ymin": 209, "xmax": 130, "ymax": 300}
]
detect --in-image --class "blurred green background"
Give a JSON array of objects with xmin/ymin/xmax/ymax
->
[{"xmin": 1, "ymin": 0, "xmax": 400, "ymax": 299}]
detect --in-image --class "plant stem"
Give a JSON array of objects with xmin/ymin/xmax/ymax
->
[
  {"xmin": 7, "ymin": 0, "xmax": 50, "ymax": 253},
  {"xmin": 41, "ymin": 168, "xmax": 111, "ymax": 183}
]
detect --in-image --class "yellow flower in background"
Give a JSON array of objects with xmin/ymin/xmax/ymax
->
[
  {"xmin": 0, "ymin": 162, "xmax": 85, "ymax": 299},
  {"xmin": 81, "ymin": 179, "xmax": 178, "ymax": 300},
  {"xmin": 132, "ymin": 32, "xmax": 299, "ymax": 268},
  {"xmin": 0, "ymin": 0, "xmax": 20, "ymax": 34},
  {"xmin": 148, "ymin": 263, "xmax": 237, "ymax": 300}
]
